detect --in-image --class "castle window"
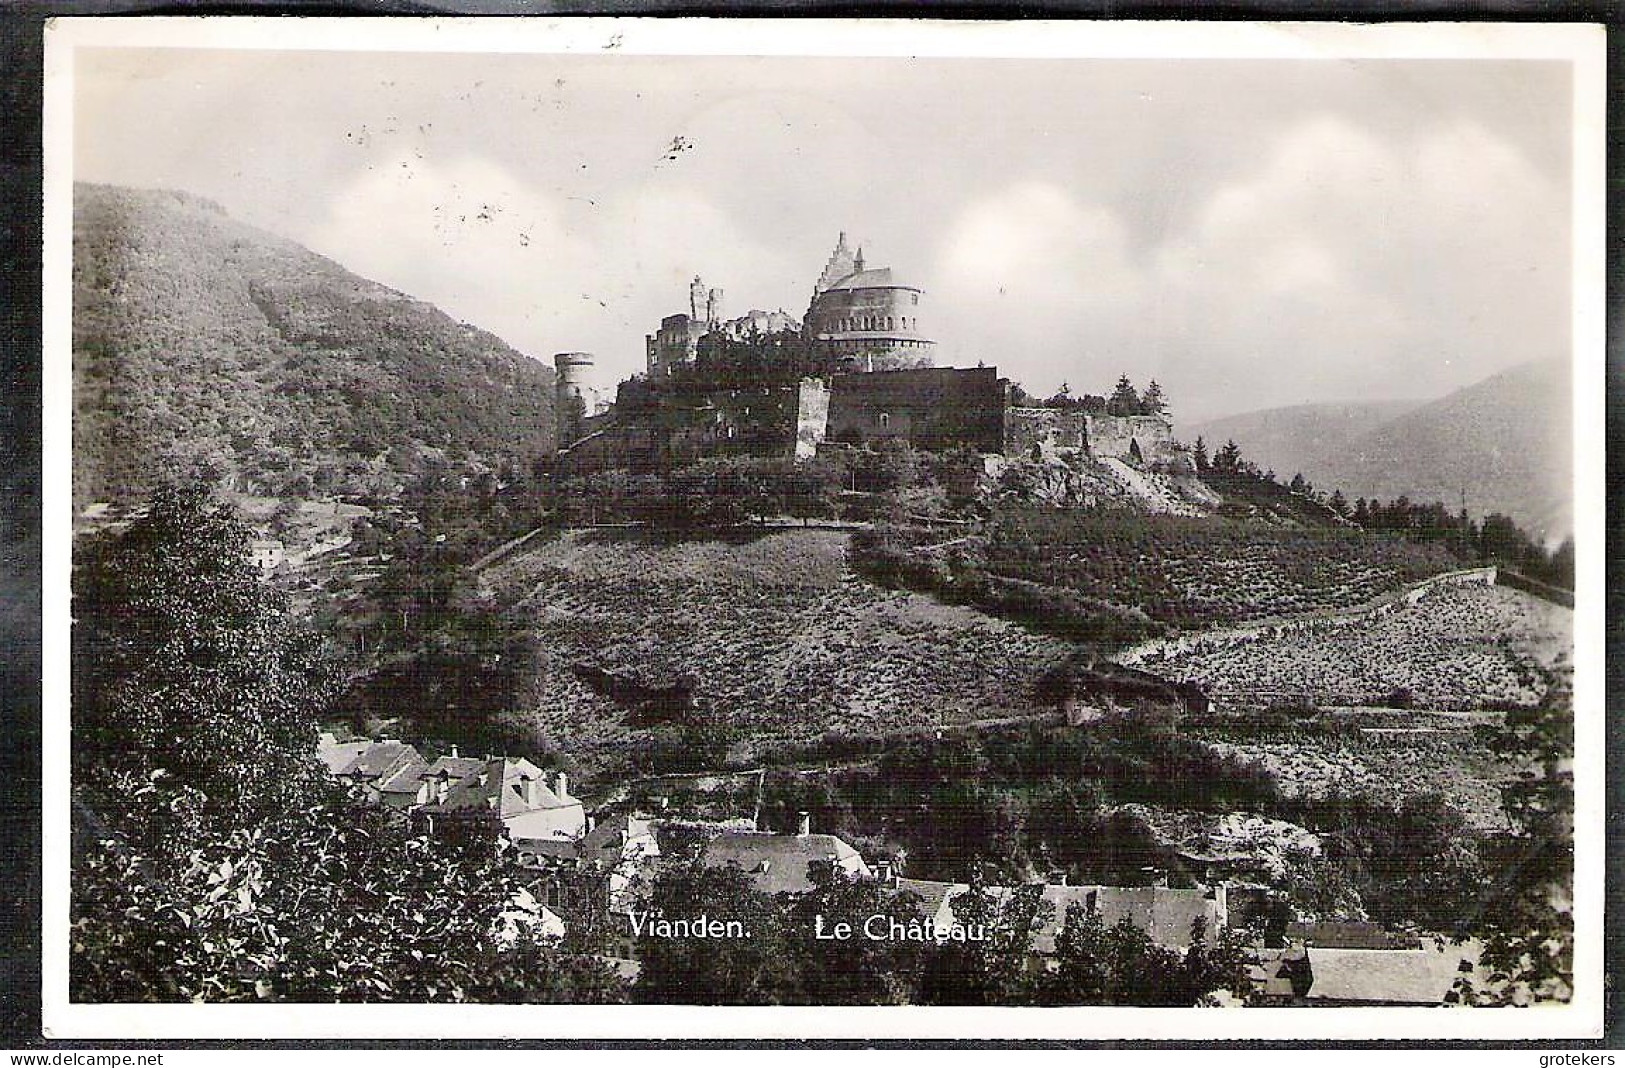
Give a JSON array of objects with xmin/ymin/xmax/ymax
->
[
  {"xmin": 911, "ymin": 293, "xmax": 919, "ymax": 305},
  {"xmin": 887, "ymin": 317, "xmax": 893, "ymax": 331},
  {"xmin": 878, "ymin": 412, "xmax": 890, "ymax": 429}
]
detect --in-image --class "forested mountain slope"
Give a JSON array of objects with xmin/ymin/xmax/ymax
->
[{"xmin": 73, "ymin": 183, "xmax": 556, "ymax": 506}]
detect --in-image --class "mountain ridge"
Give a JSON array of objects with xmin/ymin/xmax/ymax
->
[{"xmin": 1185, "ymin": 360, "xmax": 1572, "ymax": 542}]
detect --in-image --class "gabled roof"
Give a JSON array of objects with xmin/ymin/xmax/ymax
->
[
  {"xmin": 1305, "ymin": 948, "xmax": 1466, "ymax": 1005},
  {"xmin": 701, "ymin": 831, "xmax": 873, "ymax": 896},
  {"xmin": 317, "ymin": 737, "xmax": 372, "ymax": 775},
  {"xmin": 1287, "ymin": 920, "xmax": 1419, "ymax": 950},
  {"xmin": 374, "ymin": 754, "xmax": 431, "ymax": 795},
  {"xmin": 331, "ymin": 740, "xmax": 423, "ymax": 782},
  {"xmin": 895, "ymin": 878, "xmax": 966, "ymax": 928},
  {"xmin": 580, "ymin": 814, "xmax": 660, "ymax": 868},
  {"xmin": 1007, "ymin": 884, "xmax": 1221, "ymax": 953},
  {"xmin": 419, "ymin": 756, "xmax": 581, "ymax": 818},
  {"xmin": 421, "ymin": 755, "xmax": 487, "ymax": 783}
]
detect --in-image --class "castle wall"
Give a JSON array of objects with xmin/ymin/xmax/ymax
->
[
  {"xmin": 1085, "ymin": 413, "xmax": 1177, "ymax": 465},
  {"xmin": 1002, "ymin": 407, "xmax": 1090, "ymax": 456},
  {"xmin": 795, "ymin": 378, "xmax": 830, "ymax": 460},
  {"xmin": 826, "ymin": 367, "xmax": 1004, "ymax": 453}
]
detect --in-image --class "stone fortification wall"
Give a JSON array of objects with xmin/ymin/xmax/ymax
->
[
  {"xmin": 1002, "ymin": 407, "xmax": 1090, "ymax": 456},
  {"xmin": 795, "ymin": 378, "xmax": 830, "ymax": 460},
  {"xmin": 825, "ymin": 367, "xmax": 1005, "ymax": 453},
  {"xmin": 1085, "ymin": 414, "xmax": 1178, "ymax": 465}
]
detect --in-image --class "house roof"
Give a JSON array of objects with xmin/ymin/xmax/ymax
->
[
  {"xmin": 580, "ymin": 814, "xmax": 660, "ymax": 868},
  {"xmin": 1286, "ymin": 920, "xmax": 1420, "ymax": 950},
  {"xmin": 424, "ymin": 758, "xmax": 580, "ymax": 818},
  {"xmin": 421, "ymin": 755, "xmax": 487, "ymax": 783},
  {"xmin": 1305, "ymin": 948, "xmax": 1466, "ymax": 1005},
  {"xmin": 317, "ymin": 738, "xmax": 372, "ymax": 775},
  {"xmin": 701, "ymin": 831, "xmax": 873, "ymax": 896},
  {"xmin": 1015, "ymin": 885, "xmax": 1221, "ymax": 953},
  {"xmin": 330, "ymin": 740, "xmax": 424, "ymax": 782},
  {"xmin": 895, "ymin": 879, "xmax": 966, "ymax": 928},
  {"xmin": 374, "ymin": 755, "xmax": 431, "ymax": 795}
]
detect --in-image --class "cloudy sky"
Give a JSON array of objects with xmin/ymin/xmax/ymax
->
[{"xmin": 72, "ymin": 38, "xmax": 1574, "ymax": 425}]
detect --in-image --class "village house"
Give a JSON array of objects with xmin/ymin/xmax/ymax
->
[
  {"xmin": 700, "ymin": 813, "xmax": 873, "ymax": 896},
  {"xmin": 414, "ymin": 753, "xmax": 587, "ymax": 842},
  {"xmin": 317, "ymin": 733, "xmax": 432, "ymax": 810},
  {"xmin": 887, "ymin": 872, "xmax": 1226, "ymax": 964}
]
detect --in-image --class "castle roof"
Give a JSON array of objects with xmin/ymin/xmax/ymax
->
[{"xmin": 823, "ymin": 266, "xmax": 919, "ymax": 293}]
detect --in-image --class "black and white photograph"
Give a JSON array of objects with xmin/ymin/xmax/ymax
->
[{"xmin": 40, "ymin": 17, "xmax": 1606, "ymax": 1041}]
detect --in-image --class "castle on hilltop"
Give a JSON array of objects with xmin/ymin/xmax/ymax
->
[{"xmin": 554, "ymin": 233, "xmax": 1181, "ymax": 474}]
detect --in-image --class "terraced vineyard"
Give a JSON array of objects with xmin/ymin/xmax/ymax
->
[
  {"xmin": 483, "ymin": 529, "xmax": 1074, "ymax": 767},
  {"xmin": 978, "ymin": 509, "xmax": 1458, "ymax": 629},
  {"xmin": 1187, "ymin": 722, "xmax": 1513, "ymax": 831},
  {"xmin": 1152, "ymin": 584, "xmax": 1571, "ymax": 710}
]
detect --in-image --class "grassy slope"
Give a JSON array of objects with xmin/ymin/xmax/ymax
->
[
  {"xmin": 73, "ymin": 183, "xmax": 555, "ymax": 506},
  {"xmin": 482, "ymin": 528, "xmax": 1075, "ymax": 767}
]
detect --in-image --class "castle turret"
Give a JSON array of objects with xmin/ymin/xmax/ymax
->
[
  {"xmin": 689, "ymin": 276, "xmax": 707, "ymax": 321},
  {"xmin": 554, "ymin": 351, "xmax": 594, "ymax": 451}
]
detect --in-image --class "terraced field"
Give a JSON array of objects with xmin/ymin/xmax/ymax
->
[
  {"xmin": 1187, "ymin": 723, "xmax": 1513, "ymax": 831},
  {"xmin": 1153, "ymin": 584, "xmax": 1571, "ymax": 711},
  {"xmin": 483, "ymin": 529, "xmax": 1074, "ymax": 765},
  {"xmin": 978, "ymin": 510, "xmax": 1458, "ymax": 629}
]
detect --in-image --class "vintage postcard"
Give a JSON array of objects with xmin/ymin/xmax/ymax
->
[{"xmin": 40, "ymin": 17, "xmax": 1605, "ymax": 1041}]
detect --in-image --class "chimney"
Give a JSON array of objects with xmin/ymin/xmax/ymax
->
[
  {"xmin": 449, "ymin": 744, "xmax": 459, "ymax": 759},
  {"xmin": 797, "ymin": 811, "xmax": 811, "ymax": 837},
  {"xmin": 876, "ymin": 859, "xmax": 895, "ymax": 887},
  {"xmin": 520, "ymin": 773, "xmax": 538, "ymax": 808},
  {"xmin": 554, "ymin": 771, "xmax": 570, "ymax": 801}
]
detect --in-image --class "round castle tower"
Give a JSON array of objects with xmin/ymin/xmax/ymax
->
[
  {"xmin": 803, "ymin": 233, "xmax": 935, "ymax": 372},
  {"xmin": 554, "ymin": 351, "xmax": 594, "ymax": 451}
]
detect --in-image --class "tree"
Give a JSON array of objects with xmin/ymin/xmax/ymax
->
[
  {"xmin": 1107, "ymin": 375, "xmax": 1141, "ymax": 417},
  {"xmin": 70, "ymin": 480, "xmax": 626, "ymax": 1004},
  {"xmin": 1457, "ymin": 687, "xmax": 1574, "ymax": 1005},
  {"xmin": 1141, "ymin": 380, "xmax": 1166, "ymax": 415},
  {"xmin": 782, "ymin": 863, "xmax": 928, "ymax": 1004},
  {"xmin": 73, "ymin": 480, "xmax": 334, "ymax": 829},
  {"xmin": 917, "ymin": 880, "xmax": 1050, "ymax": 1005},
  {"xmin": 1211, "ymin": 439, "xmax": 1243, "ymax": 476},
  {"xmin": 1192, "ymin": 436, "xmax": 1209, "ymax": 474},
  {"xmin": 631, "ymin": 860, "xmax": 802, "ymax": 1004}
]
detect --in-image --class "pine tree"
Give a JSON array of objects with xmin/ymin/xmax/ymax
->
[
  {"xmin": 1107, "ymin": 375, "xmax": 1140, "ymax": 417},
  {"xmin": 1192, "ymin": 436, "xmax": 1209, "ymax": 473},
  {"xmin": 1142, "ymin": 380, "xmax": 1166, "ymax": 415}
]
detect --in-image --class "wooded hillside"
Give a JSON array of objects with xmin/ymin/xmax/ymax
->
[{"xmin": 73, "ymin": 183, "xmax": 556, "ymax": 506}]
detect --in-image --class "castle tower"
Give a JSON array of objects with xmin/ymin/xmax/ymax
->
[
  {"xmin": 804, "ymin": 234, "xmax": 934, "ymax": 372},
  {"xmin": 554, "ymin": 351, "xmax": 594, "ymax": 451},
  {"xmin": 706, "ymin": 287, "xmax": 724, "ymax": 327},
  {"xmin": 689, "ymin": 276, "xmax": 707, "ymax": 321}
]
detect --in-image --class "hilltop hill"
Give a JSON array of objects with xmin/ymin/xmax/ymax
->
[
  {"xmin": 1186, "ymin": 360, "xmax": 1572, "ymax": 542},
  {"xmin": 1185, "ymin": 400, "xmax": 1423, "ymax": 487},
  {"xmin": 73, "ymin": 183, "xmax": 556, "ymax": 507},
  {"xmin": 1319, "ymin": 360, "xmax": 1572, "ymax": 544}
]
